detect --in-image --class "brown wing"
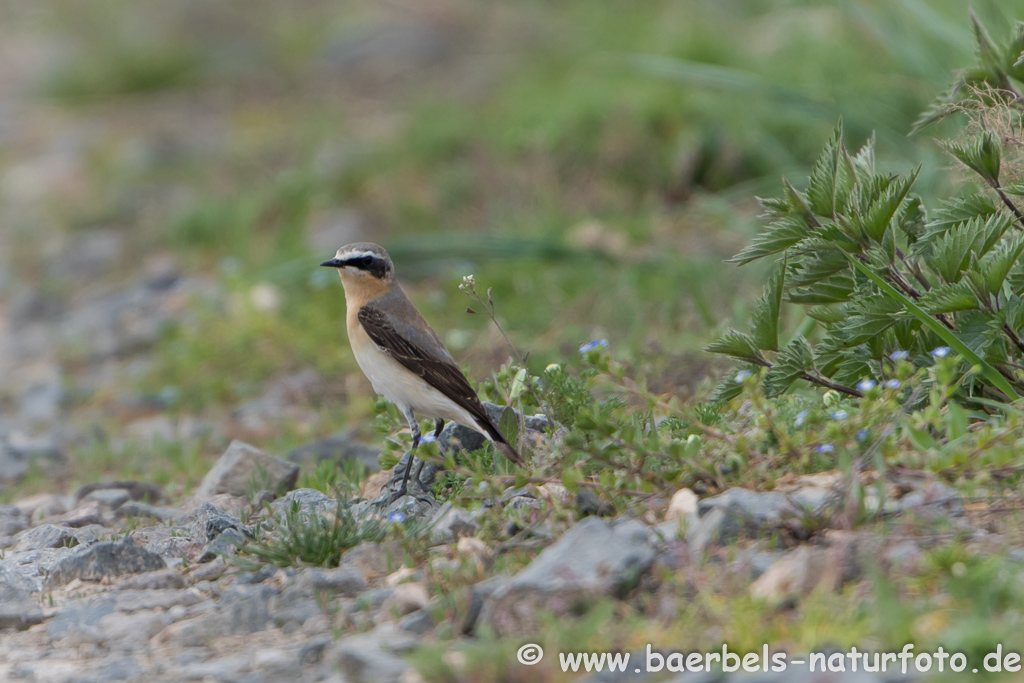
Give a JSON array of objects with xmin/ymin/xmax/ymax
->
[{"xmin": 357, "ymin": 305, "xmax": 514, "ymax": 451}]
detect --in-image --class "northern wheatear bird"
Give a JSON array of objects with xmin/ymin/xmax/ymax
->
[{"xmin": 321, "ymin": 243, "xmax": 523, "ymax": 499}]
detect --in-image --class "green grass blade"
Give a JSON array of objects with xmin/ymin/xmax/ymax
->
[{"xmin": 844, "ymin": 253, "xmax": 1021, "ymax": 400}]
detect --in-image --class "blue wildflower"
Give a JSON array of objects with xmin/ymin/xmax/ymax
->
[
  {"xmin": 734, "ymin": 370, "xmax": 753, "ymax": 383},
  {"xmin": 795, "ymin": 410, "xmax": 809, "ymax": 427},
  {"xmin": 387, "ymin": 512, "xmax": 406, "ymax": 524},
  {"xmin": 890, "ymin": 350, "xmax": 909, "ymax": 361},
  {"xmin": 884, "ymin": 379, "xmax": 901, "ymax": 389},
  {"xmin": 579, "ymin": 339, "xmax": 609, "ymax": 354},
  {"xmin": 931, "ymin": 347, "xmax": 951, "ymax": 358},
  {"xmin": 856, "ymin": 429, "xmax": 869, "ymax": 441},
  {"xmin": 420, "ymin": 433, "xmax": 437, "ymax": 444},
  {"xmin": 830, "ymin": 410, "xmax": 849, "ymax": 420},
  {"xmin": 857, "ymin": 379, "xmax": 876, "ymax": 392},
  {"xmin": 817, "ymin": 443, "xmax": 834, "ymax": 453}
]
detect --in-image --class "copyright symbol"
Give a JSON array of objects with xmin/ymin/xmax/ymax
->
[{"xmin": 517, "ymin": 643, "xmax": 544, "ymax": 665}]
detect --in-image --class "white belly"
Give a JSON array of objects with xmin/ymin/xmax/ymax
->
[{"xmin": 351, "ymin": 329, "xmax": 484, "ymax": 431}]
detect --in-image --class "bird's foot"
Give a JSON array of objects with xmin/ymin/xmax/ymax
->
[{"xmin": 373, "ymin": 449, "xmax": 433, "ymax": 507}]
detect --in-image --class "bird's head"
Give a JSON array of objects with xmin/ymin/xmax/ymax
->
[{"xmin": 320, "ymin": 243, "xmax": 395, "ymax": 298}]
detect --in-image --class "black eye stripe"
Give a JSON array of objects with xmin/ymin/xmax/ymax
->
[{"xmin": 345, "ymin": 254, "xmax": 388, "ymax": 278}]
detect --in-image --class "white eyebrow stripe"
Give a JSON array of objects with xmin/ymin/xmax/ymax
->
[{"xmin": 336, "ymin": 251, "xmax": 383, "ymax": 261}]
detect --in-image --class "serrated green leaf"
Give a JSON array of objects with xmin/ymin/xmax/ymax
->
[
  {"xmin": 704, "ymin": 330, "xmax": 768, "ymax": 366},
  {"xmin": 763, "ymin": 337, "xmax": 813, "ymax": 398},
  {"xmin": 806, "ymin": 123, "xmax": 856, "ymax": 218},
  {"xmin": 806, "ymin": 304, "xmax": 847, "ymax": 324},
  {"xmin": 709, "ymin": 375, "xmax": 746, "ymax": 403},
  {"xmin": 845, "ymin": 253, "xmax": 1021, "ymax": 400},
  {"xmin": 918, "ymin": 282, "xmax": 980, "ymax": 314},
  {"xmin": 941, "ymin": 131, "xmax": 1001, "ymax": 183},
  {"xmin": 730, "ymin": 216, "xmax": 811, "ymax": 265},
  {"xmin": 750, "ymin": 261, "xmax": 785, "ymax": 351},
  {"xmin": 982, "ymin": 233, "xmax": 1024, "ymax": 296},
  {"xmin": 861, "ymin": 169, "xmax": 919, "ymax": 242}
]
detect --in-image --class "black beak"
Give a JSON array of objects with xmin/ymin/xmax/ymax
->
[{"xmin": 320, "ymin": 258, "xmax": 345, "ymax": 268}]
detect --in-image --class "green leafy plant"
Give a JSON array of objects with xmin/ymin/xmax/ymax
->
[
  {"xmin": 234, "ymin": 501, "xmax": 385, "ymax": 569},
  {"xmin": 708, "ymin": 14, "xmax": 1024, "ymax": 408}
]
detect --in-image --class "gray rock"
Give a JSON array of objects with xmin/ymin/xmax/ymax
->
[
  {"xmin": 271, "ymin": 488, "xmax": 338, "ymax": 517},
  {"xmin": 76, "ymin": 480, "xmax": 162, "ymax": 505},
  {"xmin": 194, "ymin": 440, "xmax": 299, "ymax": 500},
  {"xmin": 326, "ymin": 624, "xmax": 416, "ymax": 683},
  {"xmin": 0, "ymin": 547, "xmax": 77, "ymax": 591},
  {"xmin": 117, "ymin": 568, "xmax": 186, "ymax": 590},
  {"xmin": 287, "ymin": 431, "xmax": 381, "ymax": 472},
  {"xmin": 48, "ymin": 599, "xmax": 116, "ymax": 642},
  {"xmin": 45, "ymin": 538, "xmax": 166, "ymax": 588},
  {"xmin": 0, "ymin": 584, "xmax": 43, "ymax": 631},
  {"xmin": 83, "ymin": 488, "xmax": 131, "ymax": 511},
  {"xmin": 13, "ymin": 524, "xmax": 78, "ymax": 551},
  {"xmin": 697, "ymin": 488, "xmax": 797, "ymax": 527},
  {"xmin": 188, "ymin": 502, "xmax": 244, "ymax": 543},
  {"xmin": 115, "ymin": 501, "xmax": 180, "ymax": 523},
  {"xmin": 0, "ymin": 443, "xmax": 29, "ymax": 482},
  {"xmin": 462, "ymin": 574, "xmax": 510, "ymax": 635},
  {"xmin": 897, "ymin": 482, "xmax": 964, "ymax": 519},
  {"xmin": 429, "ymin": 502, "xmax": 478, "ymax": 543},
  {"xmin": 57, "ymin": 501, "xmax": 103, "ymax": 528},
  {"xmin": 397, "ymin": 609, "xmax": 434, "ymax": 635},
  {"xmin": 437, "ymin": 403, "xmax": 549, "ymax": 456},
  {"xmin": 576, "ymin": 488, "xmax": 615, "ymax": 517},
  {"xmin": 176, "ymin": 654, "xmax": 252, "ymax": 681},
  {"xmin": 113, "ymin": 589, "xmax": 202, "ymax": 613},
  {"xmin": 299, "ymin": 637, "xmax": 331, "ymax": 665},
  {"xmin": 788, "ymin": 486, "xmax": 833, "ymax": 512},
  {"xmin": 339, "ymin": 542, "xmax": 390, "ymax": 582},
  {"xmin": 0, "ymin": 431, "xmax": 65, "ymax": 481},
  {"xmin": 481, "ymin": 517, "xmax": 656, "ymax": 634},
  {"xmin": 83, "ymin": 656, "xmax": 144, "ymax": 682},
  {"xmin": 686, "ymin": 507, "xmax": 742, "ymax": 551},
  {"xmin": 0, "ymin": 504, "xmax": 27, "ymax": 536},
  {"xmin": 300, "ymin": 566, "xmax": 367, "ymax": 597},
  {"xmin": 201, "ymin": 527, "xmax": 246, "ymax": 562}
]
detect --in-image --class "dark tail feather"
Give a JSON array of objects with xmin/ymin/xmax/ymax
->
[{"xmin": 478, "ymin": 417, "xmax": 525, "ymax": 466}]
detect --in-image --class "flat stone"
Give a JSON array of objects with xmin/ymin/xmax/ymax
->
[
  {"xmin": 326, "ymin": 624, "xmax": 416, "ymax": 683},
  {"xmin": 397, "ymin": 609, "xmax": 433, "ymax": 635},
  {"xmin": 271, "ymin": 488, "xmax": 338, "ymax": 517},
  {"xmin": 300, "ymin": 566, "xmax": 366, "ymax": 597},
  {"xmin": 481, "ymin": 517, "xmax": 655, "ymax": 634},
  {"xmin": 0, "ymin": 584, "xmax": 43, "ymax": 630},
  {"xmin": 751, "ymin": 546, "xmax": 840, "ymax": 605},
  {"xmin": 686, "ymin": 507, "xmax": 742, "ymax": 551},
  {"xmin": 56, "ymin": 501, "xmax": 103, "ymax": 528},
  {"xmin": 187, "ymin": 503, "xmax": 244, "ymax": 543},
  {"xmin": 45, "ymin": 538, "xmax": 166, "ymax": 588},
  {"xmin": 13, "ymin": 524, "xmax": 78, "ymax": 551},
  {"xmin": 48, "ymin": 600, "xmax": 116, "ymax": 643},
  {"xmin": 118, "ymin": 568, "xmax": 186, "ymax": 590},
  {"xmin": 115, "ymin": 501, "xmax": 180, "ymax": 523},
  {"xmin": 697, "ymin": 488, "xmax": 797, "ymax": 527},
  {"xmin": 340, "ymin": 542, "xmax": 390, "ymax": 581},
  {"xmin": 381, "ymin": 582, "xmax": 429, "ymax": 618},
  {"xmin": 428, "ymin": 502, "xmax": 478, "ymax": 543},
  {"xmin": 194, "ymin": 440, "xmax": 299, "ymax": 500},
  {"xmin": 113, "ymin": 589, "xmax": 202, "ymax": 612},
  {"xmin": 0, "ymin": 505, "xmax": 28, "ymax": 536},
  {"xmin": 81, "ymin": 488, "xmax": 130, "ymax": 511}
]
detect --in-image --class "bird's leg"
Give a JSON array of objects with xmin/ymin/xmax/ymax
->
[
  {"xmin": 387, "ymin": 407, "xmax": 421, "ymax": 503},
  {"xmin": 412, "ymin": 418, "xmax": 445, "ymax": 484}
]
